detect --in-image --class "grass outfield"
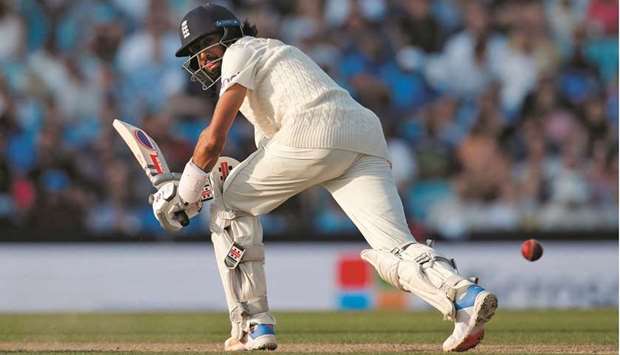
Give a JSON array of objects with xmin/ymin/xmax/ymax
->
[{"xmin": 0, "ymin": 309, "xmax": 616, "ymax": 354}]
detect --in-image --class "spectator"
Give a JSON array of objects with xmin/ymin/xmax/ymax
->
[
  {"xmin": 116, "ymin": 0, "xmax": 184, "ymax": 118},
  {"xmin": 425, "ymin": 1, "xmax": 506, "ymax": 99},
  {"xmin": 0, "ymin": 131, "xmax": 12, "ymax": 225},
  {"xmin": 545, "ymin": 0, "xmax": 589, "ymax": 56},
  {"xmin": 559, "ymin": 25, "xmax": 602, "ymax": 106},
  {"xmin": 586, "ymin": 0, "xmax": 619, "ymax": 36},
  {"xmin": 0, "ymin": 0, "xmax": 616, "ymax": 238},
  {"xmin": 395, "ymin": 0, "xmax": 443, "ymax": 53},
  {"xmin": 0, "ymin": 1, "xmax": 24, "ymax": 61}
]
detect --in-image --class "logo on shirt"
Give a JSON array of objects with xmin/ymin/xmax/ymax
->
[
  {"xmin": 181, "ymin": 20, "xmax": 190, "ymax": 38},
  {"xmin": 221, "ymin": 71, "xmax": 240, "ymax": 88}
]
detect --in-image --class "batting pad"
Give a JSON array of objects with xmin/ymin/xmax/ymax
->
[
  {"xmin": 361, "ymin": 243, "xmax": 473, "ymax": 321},
  {"xmin": 208, "ymin": 156, "xmax": 275, "ymax": 339}
]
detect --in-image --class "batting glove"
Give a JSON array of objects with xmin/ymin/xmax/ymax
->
[{"xmin": 150, "ymin": 174, "xmax": 202, "ymax": 232}]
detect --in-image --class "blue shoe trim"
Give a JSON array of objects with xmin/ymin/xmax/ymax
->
[
  {"xmin": 455, "ymin": 285, "xmax": 484, "ymax": 310},
  {"xmin": 250, "ymin": 324, "xmax": 275, "ymax": 338}
]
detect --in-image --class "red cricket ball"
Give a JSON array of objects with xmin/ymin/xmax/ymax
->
[{"xmin": 521, "ymin": 239, "xmax": 544, "ymax": 261}]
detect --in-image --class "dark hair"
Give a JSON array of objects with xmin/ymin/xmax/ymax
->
[{"xmin": 222, "ymin": 20, "xmax": 258, "ymax": 42}]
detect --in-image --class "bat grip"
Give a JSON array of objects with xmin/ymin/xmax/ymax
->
[{"xmin": 174, "ymin": 211, "xmax": 190, "ymax": 227}]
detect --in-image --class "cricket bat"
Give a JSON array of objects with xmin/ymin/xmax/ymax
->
[
  {"xmin": 112, "ymin": 119, "xmax": 170, "ymax": 188},
  {"xmin": 112, "ymin": 119, "xmax": 189, "ymax": 226}
]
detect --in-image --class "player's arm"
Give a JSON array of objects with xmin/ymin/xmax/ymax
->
[
  {"xmin": 192, "ymin": 83, "xmax": 247, "ymax": 172},
  {"xmin": 175, "ymin": 43, "xmax": 256, "ymax": 207},
  {"xmin": 174, "ymin": 83, "xmax": 247, "ymax": 206},
  {"xmin": 191, "ymin": 42, "xmax": 258, "ymax": 172}
]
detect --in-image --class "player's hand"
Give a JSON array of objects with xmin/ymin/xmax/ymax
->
[{"xmin": 150, "ymin": 179, "xmax": 202, "ymax": 232}]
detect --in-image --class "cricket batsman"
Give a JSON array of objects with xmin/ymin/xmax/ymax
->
[{"xmin": 152, "ymin": 3, "xmax": 497, "ymax": 352}]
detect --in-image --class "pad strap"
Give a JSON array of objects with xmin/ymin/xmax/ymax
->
[
  {"xmin": 391, "ymin": 241, "xmax": 416, "ymax": 257},
  {"xmin": 400, "ymin": 245, "xmax": 462, "ymax": 302},
  {"xmin": 443, "ymin": 275, "xmax": 464, "ymax": 302},
  {"xmin": 398, "ymin": 242, "xmax": 457, "ymax": 270}
]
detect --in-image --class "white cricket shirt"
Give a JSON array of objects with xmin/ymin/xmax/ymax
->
[{"xmin": 219, "ymin": 36, "xmax": 390, "ymax": 161}]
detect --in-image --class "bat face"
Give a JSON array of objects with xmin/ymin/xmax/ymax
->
[
  {"xmin": 112, "ymin": 119, "xmax": 170, "ymax": 187},
  {"xmin": 133, "ymin": 129, "xmax": 166, "ymax": 176}
]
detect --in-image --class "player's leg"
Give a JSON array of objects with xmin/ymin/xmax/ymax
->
[
  {"xmin": 208, "ymin": 153, "xmax": 278, "ymax": 351},
  {"xmin": 210, "ymin": 146, "xmax": 358, "ymax": 351},
  {"xmin": 321, "ymin": 154, "xmax": 497, "ymax": 352}
]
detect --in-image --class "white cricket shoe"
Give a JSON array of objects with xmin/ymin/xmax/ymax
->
[
  {"xmin": 442, "ymin": 285, "xmax": 497, "ymax": 352},
  {"xmin": 224, "ymin": 324, "xmax": 277, "ymax": 351}
]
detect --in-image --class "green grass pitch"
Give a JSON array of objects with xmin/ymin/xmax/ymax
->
[{"xmin": 0, "ymin": 309, "xmax": 616, "ymax": 354}]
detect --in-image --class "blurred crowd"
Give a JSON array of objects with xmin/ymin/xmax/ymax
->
[{"xmin": 0, "ymin": 0, "xmax": 617, "ymax": 239}]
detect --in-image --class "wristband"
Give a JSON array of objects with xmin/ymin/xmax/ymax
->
[{"xmin": 178, "ymin": 160, "xmax": 210, "ymax": 204}]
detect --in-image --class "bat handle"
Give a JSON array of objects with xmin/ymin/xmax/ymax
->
[{"xmin": 174, "ymin": 211, "xmax": 190, "ymax": 227}]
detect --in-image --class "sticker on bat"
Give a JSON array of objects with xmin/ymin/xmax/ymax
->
[
  {"xmin": 134, "ymin": 129, "xmax": 155, "ymax": 150},
  {"xmin": 149, "ymin": 153, "xmax": 163, "ymax": 175}
]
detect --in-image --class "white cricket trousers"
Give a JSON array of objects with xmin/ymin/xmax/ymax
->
[{"xmin": 221, "ymin": 141, "xmax": 415, "ymax": 250}]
